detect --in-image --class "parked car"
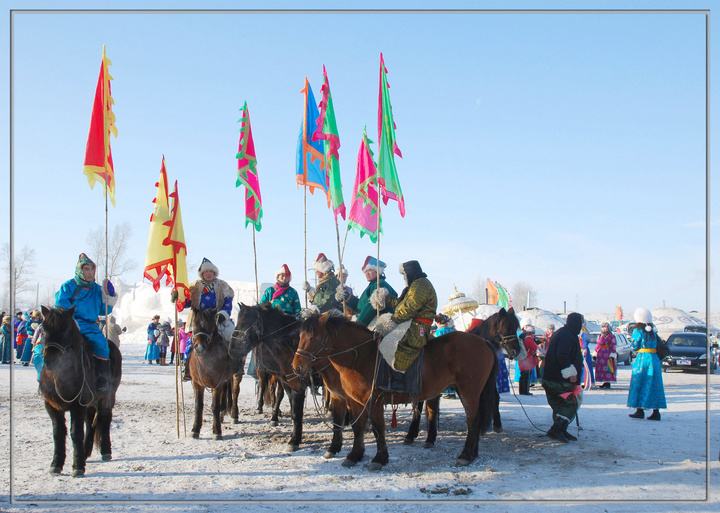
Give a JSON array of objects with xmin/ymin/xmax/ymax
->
[
  {"xmin": 662, "ymin": 332, "xmax": 717, "ymax": 372},
  {"xmin": 588, "ymin": 332, "xmax": 633, "ymax": 365}
]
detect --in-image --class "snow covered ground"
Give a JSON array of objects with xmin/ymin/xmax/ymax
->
[{"xmin": 0, "ymin": 336, "xmax": 719, "ymax": 513}]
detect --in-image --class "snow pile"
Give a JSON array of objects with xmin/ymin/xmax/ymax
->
[{"xmin": 651, "ymin": 307, "xmax": 709, "ymax": 339}]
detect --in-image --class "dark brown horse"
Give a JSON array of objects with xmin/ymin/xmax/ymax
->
[
  {"xmin": 39, "ymin": 306, "xmax": 122, "ymax": 477},
  {"xmin": 292, "ymin": 308, "xmax": 521, "ymax": 470},
  {"xmin": 187, "ymin": 308, "xmax": 237, "ymax": 440},
  {"xmin": 230, "ymin": 303, "xmax": 309, "ymax": 451}
]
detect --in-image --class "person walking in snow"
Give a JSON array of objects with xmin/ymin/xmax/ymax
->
[{"xmin": 627, "ymin": 308, "xmax": 666, "ymax": 421}]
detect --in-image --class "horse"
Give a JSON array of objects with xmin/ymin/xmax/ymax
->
[
  {"xmin": 230, "ymin": 303, "xmax": 309, "ymax": 451},
  {"xmin": 292, "ymin": 308, "xmax": 522, "ymax": 470},
  {"xmin": 467, "ymin": 310, "xmax": 526, "ymax": 434},
  {"xmin": 39, "ymin": 306, "xmax": 122, "ymax": 477},
  {"xmin": 187, "ymin": 308, "xmax": 238, "ymax": 440}
]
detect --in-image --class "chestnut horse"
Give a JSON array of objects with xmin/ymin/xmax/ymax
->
[{"xmin": 292, "ymin": 308, "xmax": 522, "ymax": 470}]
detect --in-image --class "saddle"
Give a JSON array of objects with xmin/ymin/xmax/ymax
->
[{"xmin": 375, "ymin": 320, "xmax": 423, "ymax": 395}]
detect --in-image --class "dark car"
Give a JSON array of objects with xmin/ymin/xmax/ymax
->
[
  {"xmin": 662, "ymin": 332, "xmax": 716, "ymax": 372},
  {"xmin": 588, "ymin": 332, "xmax": 633, "ymax": 365}
]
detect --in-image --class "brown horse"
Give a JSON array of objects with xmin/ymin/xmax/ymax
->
[
  {"xmin": 188, "ymin": 308, "xmax": 237, "ymax": 440},
  {"xmin": 39, "ymin": 306, "xmax": 122, "ymax": 477},
  {"xmin": 292, "ymin": 308, "xmax": 522, "ymax": 470}
]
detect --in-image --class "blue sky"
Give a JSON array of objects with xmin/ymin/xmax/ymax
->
[{"xmin": 0, "ymin": 1, "xmax": 714, "ymax": 315}]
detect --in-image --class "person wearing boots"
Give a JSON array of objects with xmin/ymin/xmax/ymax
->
[
  {"xmin": 627, "ymin": 307, "xmax": 666, "ymax": 421},
  {"xmin": 54, "ymin": 253, "xmax": 117, "ymax": 393},
  {"xmin": 175, "ymin": 258, "xmax": 235, "ymax": 381},
  {"xmin": 518, "ymin": 323, "xmax": 539, "ymax": 395},
  {"xmin": 371, "ymin": 260, "xmax": 438, "ymax": 372},
  {"xmin": 542, "ymin": 312, "xmax": 584, "ymax": 443}
]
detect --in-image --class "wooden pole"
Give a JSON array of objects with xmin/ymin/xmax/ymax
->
[
  {"xmin": 304, "ymin": 187, "xmax": 308, "ymax": 307},
  {"xmin": 334, "ymin": 217, "xmax": 346, "ymax": 314},
  {"xmin": 375, "ymin": 174, "xmax": 382, "ymax": 319},
  {"xmin": 252, "ymin": 226, "xmax": 259, "ymax": 302},
  {"xmin": 174, "ymin": 302, "xmax": 180, "ymax": 438}
]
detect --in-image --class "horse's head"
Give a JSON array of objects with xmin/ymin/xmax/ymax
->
[
  {"xmin": 292, "ymin": 312, "xmax": 326, "ymax": 377},
  {"xmin": 40, "ymin": 305, "xmax": 80, "ymax": 361},
  {"xmin": 486, "ymin": 307, "xmax": 524, "ymax": 360},
  {"xmin": 190, "ymin": 308, "xmax": 221, "ymax": 354},
  {"xmin": 230, "ymin": 302, "xmax": 263, "ymax": 359}
]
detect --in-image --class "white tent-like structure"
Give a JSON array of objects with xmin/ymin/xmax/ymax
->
[
  {"xmin": 651, "ymin": 307, "xmax": 711, "ymax": 339},
  {"xmin": 516, "ymin": 308, "xmax": 566, "ymax": 335}
]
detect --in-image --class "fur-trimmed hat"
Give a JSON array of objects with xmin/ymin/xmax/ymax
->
[
  {"xmin": 362, "ymin": 256, "xmax": 386, "ymax": 273},
  {"xmin": 633, "ymin": 307, "xmax": 652, "ymax": 325},
  {"xmin": 198, "ymin": 257, "xmax": 219, "ymax": 279},
  {"xmin": 276, "ymin": 264, "xmax": 292, "ymax": 280},
  {"xmin": 314, "ymin": 253, "xmax": 334, "ymax": 274}
]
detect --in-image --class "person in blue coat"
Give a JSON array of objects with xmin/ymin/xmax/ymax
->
[
  {"xmin": 0, "ymin": 315, "xmax": 11, "ymax": 364},
  {"xmin": 627, "ymin": 307, "xmax": 667, "ymax": 421},
  {"xmin": 19, "ymin": 310, "xmax": 40, "ymax": 366},
  {"xmin": 145, "ymin": 315, "xmax": 161, "ymax": 364},
  {"xmin": 55, "ymin": 253, "xmax": 117, "ymax": 392}
]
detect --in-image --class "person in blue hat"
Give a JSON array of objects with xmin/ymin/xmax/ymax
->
[{"xmin": 339, "ymin": 256, "xmax": 398, "ymax": 327}]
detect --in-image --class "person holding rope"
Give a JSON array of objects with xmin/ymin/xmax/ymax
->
[
  {"xmin": 371, "ymin": 260, "xmax": 438, "ymax": 372},
  {"xmin": 54, "ymin": 253, "xmax": 117, "ymax": 393},
  {"xmin": 303, "ymin": 253, "xmax": 342, "ymax": 313},
  {"xmin": 339, "ymin": 256, "xmax": 397, "ymax": 327},
  {"xmin": 541, "ymin": 311, "xmax": 584, "ymax": 443},
  {"xmin": 175, "ymin": 258, "xmax": 235, "ymax": 381}
]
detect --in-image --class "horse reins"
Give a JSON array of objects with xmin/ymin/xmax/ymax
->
[{"xmin": 44, "ymin": 342, "xmax": 95, "ymax": 407}]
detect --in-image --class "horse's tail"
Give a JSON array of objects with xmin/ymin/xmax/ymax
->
[
  {"xmin": 264, "ymin": 374, "xmax": 277, "ymax": 406},
  {"xmin": 476, "ymin": 341, "xmax": 499, "ymax": 436}
]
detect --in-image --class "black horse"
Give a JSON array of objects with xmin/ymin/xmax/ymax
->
[
  {"xmin": 467, "ymin": 307, "xmax": 526, "ymax": 434},
  {"xmin": 39, "ymin": 306, "xmax": 122, "ymax": 477},
  {"xmin": 231, "ymin": 303, "xmax": 308, "ymax": 451}
]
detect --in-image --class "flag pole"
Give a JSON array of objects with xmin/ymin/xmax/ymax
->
[
  {"xmin": 304, "ymin": 188, "xmax": 308, "ymax": 307},
  {"xmin": 375, "ymin": 174, "xmax": 382, "ymax": 319},
  {"xmin": 252, "ymin": 226, "xmax": 259, "ymax": 302},
  {"xmin": 334, "ymin": 217, "xmax": 346, "ymax": 314},
  {"xmin": 174, "ymin": 301, "xmax": 180, "ymax": 438}
]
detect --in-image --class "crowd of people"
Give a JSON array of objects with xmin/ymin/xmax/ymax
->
[{"xmin": 1, "ymin": 250, "xmax": 672, "ymax": 446}]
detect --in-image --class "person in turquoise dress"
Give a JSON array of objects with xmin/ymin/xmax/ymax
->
[{"xmin": 627, "ymin": 307, "xmax": 667, "ymax": 421}]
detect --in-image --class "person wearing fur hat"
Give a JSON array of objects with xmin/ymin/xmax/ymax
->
[
  {"xmin": 54, "ymin": 253, "xmax": 117, "ymax": 393},
  {"xmin": 303, "ymin": 253, "xmax": 342, "ymax": 313},
  {"xmin": 176, "ymin": 257, "xmax": 235, "ymax": 380},
  {"xmin": 542, "ymin": 312, "xmax": 584, "ymax": 443},
  {"xmin": 260, "ymin": 264, "xmax": 302, "ymax": 316},
  {"xmin": 342, "ymin": 256, "xmax": 397, "ymax": 327},
  {"xmin": 371, "ymin": 260, "xmax": 438, "ymax": 372},
  {"xmin": 627, "ymin": 307, "xmax": 666, "ymax": 420}
]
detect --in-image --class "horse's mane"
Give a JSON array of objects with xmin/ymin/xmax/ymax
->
[
  {"xmin": 302, "ymin": 311, "xmax": 373, "ymax": 341},
  {"xmin": 254, "ymin": 303, "xmax": 301, "ymax": 350}
]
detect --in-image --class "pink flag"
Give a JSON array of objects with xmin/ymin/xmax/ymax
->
[{"xmin": 347, "ymin": 129, "xmax": 381, "ymax": 243}]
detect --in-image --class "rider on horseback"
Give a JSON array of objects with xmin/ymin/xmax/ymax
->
[
  {"xmin": 303, "ymin": 253, "xmax": 342, "ymax": 313},
  {"xmin": 371, "ymin": 260, "xmax": 438, "ymax": 372},
  {"xmin": 260, "ymin": 264, "xmax": 302, "ymax": 316},
  {"xmin": 175, "ymin": 258, "xmax": 235, "ymax": 381},
  {"xmin": 54, "ymin": 253, "xmax": 117, "ymax": 393},
  {"xmin": 339, "ymin": 256, "xmax": 397, "ymax": 327}
]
